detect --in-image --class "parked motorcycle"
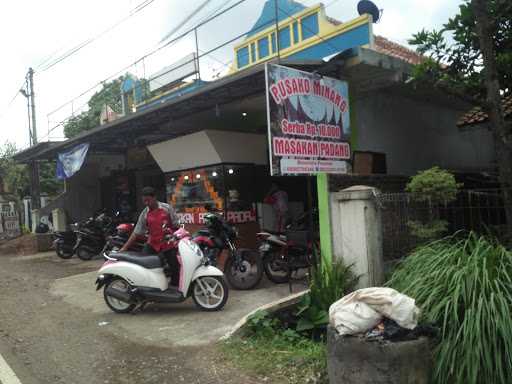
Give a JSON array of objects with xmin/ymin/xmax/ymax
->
[
  {"xmin": 191, "ymin": 212, "xmax": 263, "ymax": 290},
  {"xmin": 102, "ymin": 222, "xmax": 146, "ymax": 256},
  {"xmin": 256, "ymin": 210, "xmax": 318, "ymax": 284},
  {"xmin": 74, "ymin": 212, "xmax": 114, "ymax": 260},
  {"xmin": 53, "ymin": 226, "xmax": 78, "ymax": 259},
  {"xmin": 96, "ymin": 226, "xmax": 228, "ymax": 313}
]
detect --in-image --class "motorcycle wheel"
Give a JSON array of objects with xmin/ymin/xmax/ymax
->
[
  {"xmin": 76, "ymin": 246, "xmax": 95, "ymax": 261},
  {"xmin": 224, "ymin": 250, "xmax": 263, "ymax": 290},
  {"xmin": 192, "ymin": 276, "xmax": 228, "ymax": 311},
  {"xmin": 103, "ymin": 277, "xmax": 136, "ymax": 314},
  {"xmin": 55, "ymin": 243, "xmax": 74, "ymax": 259},
  {"xmin": 263, "ymin": 251, "xmax": 290, "ymax": 284}
]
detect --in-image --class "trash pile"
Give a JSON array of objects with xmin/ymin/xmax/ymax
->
[{"xmin": 329, "ymin": 287, "xmax": 436, "ymax": 342}]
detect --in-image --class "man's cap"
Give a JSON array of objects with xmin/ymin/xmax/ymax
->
[{"xmin": 141, "ymin": 186, "xmax": 156, "ymax": 196}]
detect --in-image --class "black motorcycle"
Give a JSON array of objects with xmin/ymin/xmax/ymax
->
[
  {"xmin": 53, "ymin": 228, "xmax": 78, "ymax": 259},
  {"xmin": 191, "ymin": 212, "xmax": 263, "ymax": 290},
  {"xmin": 74, "ymin": 212, "xmax": 114, "ymax": 261}
]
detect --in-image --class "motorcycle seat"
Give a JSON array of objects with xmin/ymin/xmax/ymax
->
[
  {"xmin": 261, "ymin": 229, "xmax": 285, "ymax": 236},
  {"xmin": 112, "ymin": 251, "xmax": 163, "ymax": 269}
]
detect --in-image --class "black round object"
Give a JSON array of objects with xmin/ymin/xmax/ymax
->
[{"xmin": 357, "ymin": 0, "xmax": 380, "ymax": 22}]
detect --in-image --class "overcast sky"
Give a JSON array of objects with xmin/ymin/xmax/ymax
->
[{"xmin": 0, "ymin": 0, "xmax": 464, "ymax": 150}]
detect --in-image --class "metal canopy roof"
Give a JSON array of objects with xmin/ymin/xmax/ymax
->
[
  {"xmin": 15, "ymin": 48, "xmax": 455, "ymax": 163},
  {"xmin": 14, "ymin": 58, "xmax": 324, "ymax": 162}
]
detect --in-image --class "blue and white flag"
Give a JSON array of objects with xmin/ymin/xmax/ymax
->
[{"xmin": 56, "ymin": 143, "xmax": 90, "ymax": 180}]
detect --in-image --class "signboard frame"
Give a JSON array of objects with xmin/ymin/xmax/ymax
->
[{"xmin": 265, "ymin": 63, "xmax": 351, "ymax": 176}]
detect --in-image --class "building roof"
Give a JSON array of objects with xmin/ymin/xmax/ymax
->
[
  {"xmin": 373, "ymin": 35, "xmax": 424, "ymax": 65},
  {"xmin": 457, "ymin": 94, "xmax": 512, "ymax": 127}
]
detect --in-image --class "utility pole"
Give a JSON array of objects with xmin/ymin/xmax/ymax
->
[{"xmin": 24, "ymin": 67, "xmax": 41, "ymax": 210}]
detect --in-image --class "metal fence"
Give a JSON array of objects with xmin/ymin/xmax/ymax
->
[{"xmin": 378, "ymin": 189, "xmax": 511, "ymax": 261}]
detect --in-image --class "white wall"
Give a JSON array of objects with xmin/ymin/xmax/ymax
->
[{"xmin": 355, "ymin": 92, "xmax": 494, "ymax": 175}]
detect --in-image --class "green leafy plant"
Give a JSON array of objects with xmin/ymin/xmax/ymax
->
[
  {"xmin": 296, "ymin": 250, "xmax": 358, "ymax": 332},
  {"xmin": 246, "ymin": 310, "xmax": 280, "ymax": 337},
  {"xmin": 406, "ymin": 166, "xmax": 462, "ymax": 241},
  {"xmin": 406, "ymin": 166, "xmax": 461, "ymax": 203},
  {"xmin": 388, "ymin": 232, "xmax": 512, "ymax": 384}
]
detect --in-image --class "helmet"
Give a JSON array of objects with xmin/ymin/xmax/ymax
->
[
  {"xmin": 116, "ymin": 223, "xmax": 134, "ymax": 234},
  {"xmin": 203, "ymin": 213, "xmax": 219, "ymax": 226}
]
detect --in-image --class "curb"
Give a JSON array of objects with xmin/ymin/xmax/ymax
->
[{"xmin": 221, "ymin": 289, "xmax": 310, "ymax": 340}]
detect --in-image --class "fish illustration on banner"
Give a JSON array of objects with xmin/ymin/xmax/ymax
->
[
  {"xmin": 265, "ymin": 63, "xmax": 351, "ymax": 176},
  {"xmin": 56, "ymin": 143, "xmax": 90, "ymax": 180}
]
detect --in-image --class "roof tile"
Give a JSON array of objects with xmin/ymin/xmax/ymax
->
[{"xmin": 457, "ymin": 94, "xmax": 512, "ymax": 127}]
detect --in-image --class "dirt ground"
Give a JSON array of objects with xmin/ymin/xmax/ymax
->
[{"xmin": 0, "ymin": 252, "xmax": 267, "ymax": 384}]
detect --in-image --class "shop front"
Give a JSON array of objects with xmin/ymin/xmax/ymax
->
[{"xmin": 148, "ymin": 130, "xmax": 313, "ymax": 247}]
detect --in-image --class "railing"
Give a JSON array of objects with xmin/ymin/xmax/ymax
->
[
  {"xmin": 377, "ymin": 189, "xmax": 512, "ymax": 261},
  {"xmin": 43, "ymin": 0, "xmax": 345, "ymax": 141}
]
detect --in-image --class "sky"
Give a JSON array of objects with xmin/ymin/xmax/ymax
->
[{"xmin": 0, "ymin": 0, "xmax": 465, "ymax": 150}]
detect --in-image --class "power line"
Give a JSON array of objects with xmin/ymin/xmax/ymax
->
[
  {"xmin": 45, "ymin": 0, "xmax": 249, "ymax": 124},
  {"xmin": 37, "ymin": 0, "xmax": 157, "ymax": 73},
  {"xmin": 0, "ymin": 80, "xmax": 27, "ymax": 121}
]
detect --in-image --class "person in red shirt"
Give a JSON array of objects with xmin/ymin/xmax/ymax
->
[
  {"xmin": 264, "ymin": 182, "xmax": 289, "ymax": 232},
  {"xmin": 120, "ymin": 186, "xmax": 181, "ymax": 286}
]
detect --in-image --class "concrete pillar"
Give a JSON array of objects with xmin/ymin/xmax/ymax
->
[
  {"xmin": 40, "ymin": 193, "xmax": 50, "ymax": 208},
  {"xmin": 31, "ymin": 209, "xmax": 41, "ymax": 233},
  {"xmin": 330, "ymin": 186, "xmax": 384, "ymax": 288},
  {"xmin": 52, "ymin": 208, "xmax": 67, "ymax": 232},
  {"xmin": 23, "ymin": 197, "xmax": 31, "ymax": 228}
]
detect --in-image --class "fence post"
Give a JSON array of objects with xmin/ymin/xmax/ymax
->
[{"xmin": 330, "ymin": 186, "xmax": 384, "ymax": 288}]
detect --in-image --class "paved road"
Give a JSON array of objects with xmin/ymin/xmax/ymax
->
[{"xmin": 0, "ymin": 251, "xmax": 294, "ymax": 384}]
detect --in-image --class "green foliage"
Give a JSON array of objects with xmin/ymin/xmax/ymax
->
[
  {"xmin": 222, "ymin": 327, "xmax": 327, "ymax": 384},
  {"xmin": 406, "ymin": 166, "xmax": 461, "ymax": 204},
  {"xmin": 406, "ymin": 167, "xmax": 462, "ymax": 241},
  {"xmin": 246, "ymin": 310, "xmax": 280, "ymax": 337},
  {"xmin": 388, "ymin": 232, "xmax": 512, "ymax": 384},
  {"xmin": 0, "ymin": 142, "xmax": 61, "ymax": 201},
  {"xmin": 408, "ymin": 0, "xmax": 512, "ymax": 100},
  {"xmin": 295, "ymin": 250, "xmax": 358, "ymax": 332},
  {"xmin": 63, "ymin": 76, "xmax": 124, "ymax": 138},
  {"xmin": 407, "ymin": 219, "xmax": 448, "ymax": 240}
]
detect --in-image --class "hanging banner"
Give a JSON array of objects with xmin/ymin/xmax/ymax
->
[
  {"xmin": 265, "ymin": 63, "xmax": 351, "ymax": 176},
  {"xmin": 56, "ymin": 143, "xmax": 90, "ymax": 180}
]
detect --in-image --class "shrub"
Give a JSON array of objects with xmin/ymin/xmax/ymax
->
[
  {"xmin": 405, "ymin": 166, "xmax": 461, "ymax": 203},
  {"xmin": 296, "ymin": 251, "xmax": 358, "ymax": 332},
  {"xmin": 388, "ymin": 232, "xmax": 512, "ymax": 384},
  {"xmin": 405, "ymin": 167, "xmax": 462, "ymax": 241}
]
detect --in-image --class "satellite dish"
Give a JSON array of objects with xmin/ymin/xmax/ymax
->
[{"xmin": 357, "ymin": 0, "xmax": 381, "ymax": 23}]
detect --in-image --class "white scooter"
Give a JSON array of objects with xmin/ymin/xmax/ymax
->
[{"xmin": 95, "ymin": 227, "xmax": 228, "ymax": 313}]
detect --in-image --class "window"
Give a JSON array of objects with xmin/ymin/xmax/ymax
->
[
  {"xmin": 258, "ymin": 37, "xmax": 269, "ymax": 59},
  {"xmin": 278, "ymin": 26, "xmax": 291, "ymax": 49},
  {"xmin": 237, "ymin": 46, "xmax": 249, "ymax": 68},
  {"xmin": 250, "ymin": 42, "xmax": 256, "ymax": 62},
  {"xmin": 292, "ymin": 22, "xmax": 299, "ymax": 44},
  {"xmin": 301, "ymin": 12, "xmax": 319, "ymax": 40},
  {"xmin": 271, "ymin": 32, "xmax": 277, "ymax": 53}
]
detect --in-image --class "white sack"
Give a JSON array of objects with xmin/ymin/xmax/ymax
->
[{"xmin": 329, "ymin": 287, "xmax": 420, "ymax": 336}]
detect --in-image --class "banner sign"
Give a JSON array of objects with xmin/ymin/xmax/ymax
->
[
  {"xmin": 56, "ymin": 143, "xmax": 90, "ymax": 180},
  {"xmin": 265, "ymin": 64, "xmax": 351, "ymax": 176}
]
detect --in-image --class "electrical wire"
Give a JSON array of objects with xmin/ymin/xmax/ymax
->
[
  {"xmin": 0, "ymin": 80, "xmax": 28, "ymax": 121},
  {"xmin": 45, "ymin": 0, "xmax": 249, "ymax": 126},
  {"xmin": 37, "ymin": 0, "xmax": 157, "ymax": 73}
]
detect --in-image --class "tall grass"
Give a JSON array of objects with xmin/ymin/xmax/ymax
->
[{"xmin": 388, "ymin": 232, "xmax": 512, "ymax": 384}]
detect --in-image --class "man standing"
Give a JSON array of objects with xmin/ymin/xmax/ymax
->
[
  {"xmin": 264, "ymin": 183, "xmax": 289, "ymax": 232},
  {"xmin": 120, "ymin": 187, "xmax": 181, "ymax": 286}
]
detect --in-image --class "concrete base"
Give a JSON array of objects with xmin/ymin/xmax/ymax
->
[
  {"xmin": 327, "ymin": 326, "xmax": 432, "ymax": 384},
  {"xmin": 50, "ymin": 270, "xmax": 307, "ymax": 348},
  {"xmin": 0, "ymin": 234, "xmax": 53, "ymax": 256}
]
